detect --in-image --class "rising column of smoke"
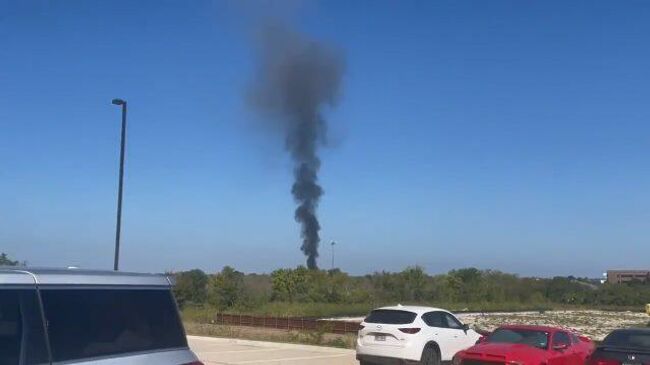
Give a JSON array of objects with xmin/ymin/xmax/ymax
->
[{"xmin": 249, "ymin": 24, "xmax": 344, "ymax": 269}]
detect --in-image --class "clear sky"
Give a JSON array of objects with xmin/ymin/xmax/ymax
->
[{"xmin": 2, "ymin": 1, "xmax": 650, "ymax": 277}]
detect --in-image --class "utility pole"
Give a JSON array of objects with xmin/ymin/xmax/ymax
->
[
  {"xmin": 331, "ymin": 240, "xmax": 336, "ymax": 270},
  {"xmin": 111, "ymin": 98, "xmax": 127, "ymax": 271}
]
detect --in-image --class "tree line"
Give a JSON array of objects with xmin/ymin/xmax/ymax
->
[
  {"xmin": 3, "ymin": 252, "xmax": 645, "ymax": 313},
  {"xmin": 172, "ymin": 266, "xmax": 650, "ymax": 314},
  {"xmin": 0, "ymin": 253, "xmax": 20, "ymax": 266}
]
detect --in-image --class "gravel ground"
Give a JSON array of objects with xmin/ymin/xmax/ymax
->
[
  {"xmin": 329, "ymin": 310, "xmax": 649, "ymax": 341},
  {"xmin": 457, "ymin": 310, "xmax": 649, "ymax": 340}
]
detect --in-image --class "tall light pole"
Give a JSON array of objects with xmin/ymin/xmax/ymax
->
[
  {"xmin": 330, "ymin": 240, "xmax": 336, "ymax": 270},
  {"xmin": 111, "ymin": 98, "xmax": 127, "ymax": 271}
]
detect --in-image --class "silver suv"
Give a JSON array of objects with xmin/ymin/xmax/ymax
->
[{"xmin": 0, "ymin": 267, "xmax": 202, "ymax": 365}]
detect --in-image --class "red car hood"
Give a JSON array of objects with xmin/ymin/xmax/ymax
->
[{"xmin": 460, "ymin": 343, "xmax": 549, "ymax": 362}]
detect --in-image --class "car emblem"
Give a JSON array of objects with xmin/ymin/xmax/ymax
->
[
  {"xmin": 377, "ymin": 325, "xmax": 382, "ymax": 329},
  {"xmin": 628, "ymin": 355, "xmax": 636, "ymax": 361}
]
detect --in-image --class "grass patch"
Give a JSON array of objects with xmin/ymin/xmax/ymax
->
[
  {"xmin": 246, "ymin": 302, "xmax": 375, "ymax": 317},
  {"xmin": 183, "ymin": 321, "xmax": 356, "ymax": 349},
  {"xmin": 182, "ymin": 305, "xmax": 218, "ymax": 323},
  {"xmin": 182, "ymin": 302, "xmax": 375, "ymax": 319}
]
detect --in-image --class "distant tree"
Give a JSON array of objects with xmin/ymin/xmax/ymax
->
[
  {"xmin": 173, "ymin": 269, "xmax": 208, "ymax": 307},
  {"xmin": 369, "ymin": 270, "xmax": 402, "ymax": 302},
  {"xmin": 593, "ymin": 283, "xmax": 649, "ymax": 306},
  {"xmin": 399, "ymin": 266, "xmax": 427, "ymax": 301},
  {"xmin": 545, "ymin": 276, "xmax": 591, "ymax": 304},
  {"xmin": 0, "ymin": 253, "xmax": 19, "ymax": 266},
  {"xmin": 208, "ymin": 266, "xmax": 245, "ymax": 309},
  {"xmin": 169, "ymin": 264, "xmax": 650, "ymax": 314},
  {"xmin": 297, "ymin": 268, "xmax": 355, "ymax": 303},
  {"xmin": 443, "ymin": 272, "xmax": 464, "ymax": 302},
  {"xmin": 449, "ymin": 267, "xmax": 482, "ymax": 284},
  {"xmin": 324, "ymin": 269, "xmax": 357, "ymax": 303},
  {"xmin": 270, "ymin": 266, "xmax": 309, "ymax": 303}
]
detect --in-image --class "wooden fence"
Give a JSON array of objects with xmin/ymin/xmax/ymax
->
[{"xmin": 213, "ymin": 313, "xmax": 361, "ymax": 334}]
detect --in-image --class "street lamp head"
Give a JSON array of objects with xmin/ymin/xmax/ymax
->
[{"xmin": 111, "ymin": 98, "xmax": 125, "ymax": 106}]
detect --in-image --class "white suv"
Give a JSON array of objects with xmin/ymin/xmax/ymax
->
[{"xmin": 356, "ymin": 305, "xmax": 480, "ymax": 365}]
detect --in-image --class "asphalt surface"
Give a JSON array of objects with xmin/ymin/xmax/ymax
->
[{"xmin": 188, "ymin": 335, "xmax": 359, "ymax": 365}]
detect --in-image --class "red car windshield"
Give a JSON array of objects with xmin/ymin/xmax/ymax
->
[{"xmin": 488, "ymin": 328, "xmax": 549, "ymax": 350}]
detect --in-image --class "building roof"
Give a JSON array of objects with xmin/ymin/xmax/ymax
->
[
  {"xmin": 0, "ymin": 267, "xmax": 171, "ymax": 287},
  {"xmin": 607, "ymin": 269, "xmax": 650, "ymax": 273}
]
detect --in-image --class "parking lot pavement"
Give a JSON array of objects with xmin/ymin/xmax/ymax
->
[{"xmin": 188, "ymin": 335, "xmax": 359, "ymax": 365}]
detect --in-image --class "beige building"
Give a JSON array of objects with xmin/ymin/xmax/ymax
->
[{"xmin": 606, "ymin": 270, "xmax": 650, "ymax": 284}]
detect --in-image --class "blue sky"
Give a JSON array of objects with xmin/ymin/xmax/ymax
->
[{"xmin": 1, "ymin": 1, "xmax": 650, "ymax": 277}]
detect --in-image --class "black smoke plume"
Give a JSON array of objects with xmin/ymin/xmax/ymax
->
[{"xmin": 249, "ymin": 24, "xmax": 344, "ymax": 269}]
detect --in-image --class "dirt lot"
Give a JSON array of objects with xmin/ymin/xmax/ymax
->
[
  {"xmin": 332, "ymin": 310, "xmax": 649, "ymax": 341},
  {"xmin": 458, "ymin": 310, "xmax": 649, "ymax": 340}
]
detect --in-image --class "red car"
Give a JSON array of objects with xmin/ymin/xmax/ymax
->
[{"xmin": 453, "ymin": 325, "xmax": 594, "ymax": 365}]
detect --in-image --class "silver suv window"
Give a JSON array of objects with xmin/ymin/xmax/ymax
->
[
  {"xmin": 40, "ymin": 288, "xmax": 187, "ymax": 362},
  {"xmin": 0, "ymin": 289, "xmax": 49, "ymax": 365}
]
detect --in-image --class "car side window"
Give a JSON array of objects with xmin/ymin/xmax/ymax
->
[
  {"xmin": 40, "ymin": 289, "xmax": 187, "ymax": 363},
  {"xmin": 0, "ymin": 289, "xmax": 50, "ymax": 365},
  {"xmin": 444, "ymin": 313, "xmax": 463, "ymax": 330},
  {"xmin": 553, "ymin": 332, "xmax": 571, "ymax": 347},
  {"xmin": 422, "ymin": 312, "xmax": 446, "ymax": 328},
  {"xmin": 571, "ymin": 333, "xmax": 580, "ymax": 344}
]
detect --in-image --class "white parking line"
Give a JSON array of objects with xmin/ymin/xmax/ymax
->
[
  {"xmin": 199, "ymin": 348, "xmax": 285, "ymax": 354},
  {"xmin": 228, "ymin": 353, "xmax": 351, "ymax": 364}
]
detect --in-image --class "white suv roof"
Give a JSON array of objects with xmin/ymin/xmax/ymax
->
[{"xmin": 373, "ymin": 305, "xmax": 453, "ymax": 315}]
